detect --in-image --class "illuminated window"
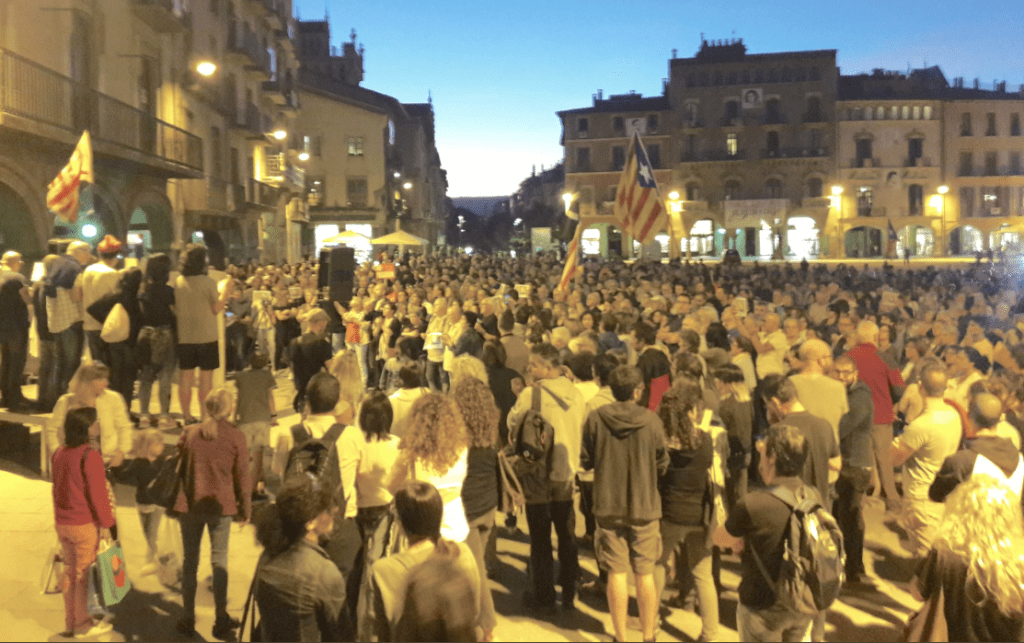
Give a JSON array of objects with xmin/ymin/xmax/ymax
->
[
  {"xmin": 923, "ymin": 106, "xmax": 932, "ymax": 120},
  {"xmin": 347, "ymin": 177, "xmax": 368, "ymax": 207},
  {"xmin": 307, "ymin": 177, "xmax": 325, "ymax": 207},
  {"xmin": 726, "ymin": 133, "xmax": 738, "ymax": 156},
  {"xmin": 581, "ymin": 228, "xmax": 601, "ymax": 255},
  {"xmin": 347, "ymin": 137, "xmax": 364, "ymax": 156},
  {"xmin": 913, "ymin": 105, "xmax": 921, "ymax": 120}
]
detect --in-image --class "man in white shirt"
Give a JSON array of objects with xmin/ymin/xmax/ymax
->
[
  {"xmin": 741, "ymin": 312, "xmax": 788, "ymax": 380},
  {"xmin": 789, "ymin": 339, "xmax": 849, "ymax": 443},
  {"xmin": 891, "ymin": 362, "xmax": 962, "ymax": 558},
  {"xmin": 81, "ymin": 235, "xmax": 122, "ymax": 366}
]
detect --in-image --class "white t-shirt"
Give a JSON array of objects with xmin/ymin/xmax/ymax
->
[
  {"xmin": 896, "ymin": 398, "xmax": 962, "ymax": 500},
  {"xmin": 755, "ymin": 329, "xmax": 789, "ymax": 379}
]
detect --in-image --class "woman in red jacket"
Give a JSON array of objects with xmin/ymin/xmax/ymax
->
[{"xmin": 51, "ymin": 406, "xmax": 116, "ymax": 638}]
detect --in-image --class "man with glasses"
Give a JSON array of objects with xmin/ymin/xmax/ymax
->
[{"xmin": 831, "ymin": 355, "xmax": 875, "ymax": 583}]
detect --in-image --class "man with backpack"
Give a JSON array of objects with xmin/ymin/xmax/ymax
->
[
  {"xmin": 506, "ymin": 343, "xmax": 587, "ymax": 612},
  {"xmin": 580, "ymin": 365, "xmax": 668, "ymax": 643},
  {"xmin": 714, "ymin": 424, "xmax": 845, "ymax": 642}
]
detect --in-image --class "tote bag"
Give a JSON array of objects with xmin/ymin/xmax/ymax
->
[
  {"xmin": 100, "ymin": 302, "xmax": 130, "ymax": 343},
  {"xmin": 91, "ymin": 538, "xmax": 131, "ymax": 608}
]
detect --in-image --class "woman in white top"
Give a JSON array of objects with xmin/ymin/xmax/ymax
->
[
  {"xmin": 387, "ymin": 393, "xmax": 470, "ymax": 543},
  {"xmin": 45, "ymin": 361, "xmax": 133, "ymax": 473}
]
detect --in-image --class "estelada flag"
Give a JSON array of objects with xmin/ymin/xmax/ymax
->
[
  {"xmin": 46, "ymin": 131, "xmax": 94, "ymax": 224},
  {"xmin": 614, "ymin": 133, "xmax": 667, "ymax": 245}
]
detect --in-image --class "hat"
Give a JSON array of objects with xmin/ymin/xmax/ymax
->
[{"xmin": 96, "ymin": 235, "xmax": 122, "ymax": 254}]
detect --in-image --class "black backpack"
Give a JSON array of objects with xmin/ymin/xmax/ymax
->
[
  {"xmin": 751, "ymin": 484, "xmax": 845, "ymax": 615},
  {"xmin": 504, "ymin": 384, "xmax": 565, "ymax": 504},
  {"xmin": 285, "ymin": 421, "xmax": 348, "ymax": 509}
]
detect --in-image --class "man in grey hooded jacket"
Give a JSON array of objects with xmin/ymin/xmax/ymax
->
[{"xmin": 580, "ymin": 364, "xmax": 669, "ymax": 643}]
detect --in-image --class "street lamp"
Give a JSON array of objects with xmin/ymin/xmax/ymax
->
[
  {"xmin": 196, "ymin": 61, "xmax": 217, "ymax": 77},
  {"xmin": 562, "ymin": 192, "xmax": 573, "ymax": 211},
  {"xmin": 938, "ymin": 185, "xmax": 949, "ymax": 256},
  {"xmin": 403, "ymin": 182, "xmax": 413, "ymax": 190},
  {"xmin": 272, "ymin": 129, "xmax": 287, "ymax": 140},
  {"xmin": 298, "ymin": 151, "xmax": 310, "ymax": 161}
]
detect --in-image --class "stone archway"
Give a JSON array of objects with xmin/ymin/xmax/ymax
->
[
  {"xmin": 948, "ymin": 225, "xmax": 984, "ymax": 256},
  {"xmin": 844, "ymin": 225, "xmax": 885, "ymax": 258},
  {"xmin": 123, "ymin": 187, "xmax": 174, "ymax": 257},
  {"xmin": 0, "ymin": 160, "xmax": 50, "ymax": 258},
  {"xmin": 0, "ymin": 181, "xmax": 41, "ymax": 260}
]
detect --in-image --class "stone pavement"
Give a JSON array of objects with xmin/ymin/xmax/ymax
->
[{"xmin": 0, "ymin": 372, "xmax": 924, "ymax": 641}]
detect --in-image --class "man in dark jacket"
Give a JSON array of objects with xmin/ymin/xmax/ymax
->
[
  {"xmin": 930, "ymin": 392, "xmax": 1024, "ymax": 502},
  {"xmin": 580, "ymin": 365, "xmax": 668, "ymax": 643},
  {"xmin": 289, "ymin": 308, "xmax": 334, "ymax": 412},
  {"xmin": 831, "ymin": 354, "xmax": 875, "ymax": 583},
  {"xmin": 632, "ymin": 320, "xmax": 671, "ymax": 410}
]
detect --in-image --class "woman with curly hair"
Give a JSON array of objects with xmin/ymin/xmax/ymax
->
[
  {"xmin": 654, "ymin": 380, "xmax": 719, "ymax": 642},
  {"xmin": 387, "ymin": 393, "xmax": 470, "ymax": 543},
  {"xmin": 912, "ymin": 474, "xmax": 1024, "ymax": 641},
  {"xmin": 328, "ymin": 349, "xmax": 363, "ymax": 425},
  {"xmin": 451, "ymin": 378, "xmax": 499, "ymax": 641}
]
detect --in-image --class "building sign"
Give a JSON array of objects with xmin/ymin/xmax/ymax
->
[
  {"xmin": 625, "ymin": 117, "xmax": 647, "ymax": 136},
  {"xmin": 723, "ymin": 199, "xmax": 789, "ymax": 228},
  {"xmin": 741, "ymin": 88, "xmax": 763, "ymax": 109}
]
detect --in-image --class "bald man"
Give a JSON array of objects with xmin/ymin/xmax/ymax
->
[
  {"xmin": 790, "ymin": 339, "xmax": 849, "ymax": 444},
  {"xmin": 891, "ymin": 363, "xmax": 961, "ymax": 558},
  {"xmin": 929, "ymin": 392, "xmax": 1024, "ymax": 504}
]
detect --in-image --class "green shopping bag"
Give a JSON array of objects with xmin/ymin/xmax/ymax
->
[{"xmin": 92, "ymin": 539, "xmax": 131, "ymax": 607}]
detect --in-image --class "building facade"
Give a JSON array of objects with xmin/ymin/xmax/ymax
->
[{"xmin": 558, "ymin": 39, "xmax": 1024, "ymax": 259}]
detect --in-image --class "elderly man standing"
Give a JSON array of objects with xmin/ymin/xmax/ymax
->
[
  {"xmin": 847, "ymin": 320, "xmax": 905, "ymax": 511},
  {"xmin": 0, "ymin": 251, "xmax": 33, "ymax": 411},
  {"xmin": 47, "ymin": 241, "xmax": 91, "ymax": 396}
]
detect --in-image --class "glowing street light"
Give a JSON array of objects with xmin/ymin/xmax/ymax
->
[
  {"xmin": 272, "ymin": 129, "xmax": 287, "ymax": 140},
  {"xmin": 562, "ymin": 192, "xmax": 573, "ymax": 211},
  {"xmin": 298, "ymin": 151, "xmax": 310, "ymax": 161},
  {"xmin": 403, "ymin": 182, "xmax": 413, "ymax": 190},
  {"xmin": 831, "ymin": 185, "xmax": 843, "ymax": 196},
  {"xmin": 81, "ymin": 224, "xmax": 98, "ymax": 239},
  {"xmin": 668, "ymin": 190, "xmax": 680, "ymax": 200},
  {"xmin": 196, "ymin": 61, "xmax": 217, "ymax": 77},
  {"xmin": 937, "ymin": 185, "xmax": 949, "ymax": 195}
]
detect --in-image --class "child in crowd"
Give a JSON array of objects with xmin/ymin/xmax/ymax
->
[
  {"xmin": 235, "ymin": 351, "xmax": 277, "ymax": 500},
  {"xmin": 121, "ymin": 429, "xmax": 168, "ymax": 568}
]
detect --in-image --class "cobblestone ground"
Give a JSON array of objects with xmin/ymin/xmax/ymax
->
[{"xmin": 0, "ymin": 373, "xmax": 921, "ymax": 642}]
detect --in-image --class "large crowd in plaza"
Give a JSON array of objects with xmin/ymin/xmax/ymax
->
[{"xmin": 17, "ymin": 234, "xmax": 1024, "ymax": 641}]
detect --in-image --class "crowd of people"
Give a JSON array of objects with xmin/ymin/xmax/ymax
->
[{"xmin": 33, "ymin": 236, "xmax": 1024, "ymax": 641}]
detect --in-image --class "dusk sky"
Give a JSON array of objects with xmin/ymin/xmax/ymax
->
[{"xmin": 295, "ymin": 0, "xmax": 1024, "ymax": 198}]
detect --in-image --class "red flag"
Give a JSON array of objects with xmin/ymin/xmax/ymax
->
[{"xmin": 47, "ymin": 131, "xmax": 94, "ymax": 224}]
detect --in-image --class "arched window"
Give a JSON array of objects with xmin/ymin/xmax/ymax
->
[
  {"xmin": 765, "ymin": 179, "xmax": 783, "ymax": 198},
  {"xmin": 724, "ymin": 180, "xmax": 742, "ymax": 200},
  {"xmin": 913, "ymin": 105, "xmax": 921, "ymax": 120},
  {"xmin": 923, "ymin": 105, "xmax": 932, "ymax": 120},
  {"xmin": 890, "ymin": 106, "xmax": 898, "ymax": 120},
  {"xmin": 807, "ymin": 177, "xmax": 823, "ymax": 198},
  {"xmin": 766, "ymin": 131, "xmax": 780, "ymax": 156},
  {"xmin": 876, "ymin": 106, "xmax": 885, "ymax": 120},
  {"xmin": 902, "ymin": 105, "xmax": 910, "ymax": 120}
]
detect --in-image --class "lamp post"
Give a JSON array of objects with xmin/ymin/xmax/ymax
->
[{"xmin": 938, "ymin": 184, "xmax": 949, "ymax": 256}]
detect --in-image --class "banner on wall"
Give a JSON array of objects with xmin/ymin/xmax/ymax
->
[{"xmin": 723, "ymin": 199, "xmax": 789, "ymax": 229}]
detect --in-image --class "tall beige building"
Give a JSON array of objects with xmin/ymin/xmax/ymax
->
[{"xmin": 558, "ymin": 40, "xmax": 1024, "ymax": 259}]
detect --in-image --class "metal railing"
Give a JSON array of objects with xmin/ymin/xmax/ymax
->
[
  {"xmin": 0, "ymin": 47, "xmax": 202, "ymax": 171},
  {"xmin": 762, "ymin": 147, "xmax": 829, "ymax": 159},
  {"xmin": 681, "ymin": 150, "xmax": 745, "ymax": 162},
  {"xmin": 248, "ymin": 178, "xmax": 278, "ymax": 207},
  {"xmin": 183, "ymin": 175, "xmax": 228, "ymax": 212},
  {"xmin": 228, "ymin": 23, "xmax": 270, "ymax": 73}
]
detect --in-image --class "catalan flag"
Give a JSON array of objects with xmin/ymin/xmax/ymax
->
[
  {"xmin": 46, "ymin": 131, "xmax": 94, "ymax": 224},
  {"xmin": 614, "ymin": 134, "xmax": 667, "ymax": 245},
  {"xmin": 556, "ymin": 217, "xmax": 584, "ymax": 293}
]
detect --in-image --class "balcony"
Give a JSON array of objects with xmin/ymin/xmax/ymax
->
[
  {"xmin": 247, "ymin": 178, "xmax": 279, "ymax": 209},
  {"xmin": 762, "ymin": 147, "xmax": 829, "ymax": 160},
  {"xmin": 801, "ymin": 197, "xmax": 832, "ymax": 209},
  {"xmin": 854, "ymin": 157, "xmax": 880, "ymax": 168},
  {"xmin": 131, "ymin": 0, "xmax": 185, "ymax": 32},
  {"xmin": 264, "ymin": 153, "xmax": 305, "ymax": 191},
  {"xmin": 227, "ymin": 24, "xmax": 270, "ymax": 78},
  {"xmin": 183, "ymin": 176, "xmax": 229, "ymax": 213},
  {"xmin": 260, "ymin": 77, "xmax": 294, "ymax": 106},
  {"xmin": 680, "ymin": 150, "xmax": 745, "ymax": 163},
  {"xmin": 681, "ymin": 200, "xmax": 709, "ymax": 212},
  {"xmin": 905, "ymin": 157, "xmax": 933, "ymax": 168},
  {"xmin": 0, "ymin": 47, "xmax": 202, "ymax": 177},
  {"xmin": 233, "ymin": 102, "xmax": 262, "ymax": 136}
]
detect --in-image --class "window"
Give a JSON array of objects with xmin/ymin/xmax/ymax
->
[
  {"xmin": 1012, "ymin": 113, "xmax": 1021, "ymax": 136},
  {"xmin": 577, "ymin": 117, "xmax": 589, "ymax": 137},
  {"xmin": 581, "ymin": 228, "xmax": 601, "ymax": 256},
  {"xmin": 726, "ymin": 133, "xmax": 738, "ymax": 156},
  {"xmin": 210, "ymin": 0, "xmax": 219, "ymax": 14},
  {"xmin": 766, "ymin": 131, "xmax": 780, "ymax": 156},
  {"xmin": 765, "ymin": 179, "xmax": 782, "ymax": 198},
  {"xmin": 986, "ymin": 113, "xmax": 997, "ymax": 136},
  {"xmin": 961, "ymin": 113, "xmax": 972, "ymax": 136},
  {"xmin": 808, "ymin": 129, "xmax": 823, "ymax": 149},
  {"xmin": 807, "ymin": 177, "xmax": 823, "ymax": 198},
  {"xmin": 312, "ymin": 136, "xmax": 322, "ymax": 157},
  {"xmin": 347, "ymin": 136, "xmax": 364, "ymax": 156},
  {"xmin": 684, "ymin": 103, "xmax": 698, "ymax": 125},
  {"xmin": 612, "ymin": 116, "xmax": 624, "ymax": 133},
  {"xmin": 647, "ymin": 144, "xmax": 661, "ymax": 169},
  {"xmin": 908, "ymin": 138, "xmax": 923, "ymax": 165},
  {"xmin": 724, "ymin": 100, "xmax": 740, "ymax": 123},
  {"xmin": 923, "ymin": 105, "xmax": 932, "ymax": 120},
  {"xmin": 209, "ymin": 126, "xmax": 222, "ymax": 178},
  {"xmin": 307, "ymin": 177, "xmax": 325, "ymax": 207},
  {"xmin": 611, "ymin": 146, "xmax": 625, "ymax": 171},
  {"xmin": 864, "ymin": 107, "xmax": 873, "ymax": 121},
  {"xmin": 985, "ymin": 152, "xmax": 998, "ymax": 176},
  {"xmin": 685, "ymin": 181, "xmax": 701, "ymax": 201},
  {"xmin": 1011, "ymin": 152, "xmax": 1022, "ymax": 175},
  {"xmin": 724, "ymin": 180, "xmax": 742, "ymax": 200},
  {"xmin": 890, "ymin": 106, "xmax": 898, "ymax": 120},
  {"xmin": 981, "ymin": 187, "xmax": 1007, "ymax": 216},
  {"xmin": 960, "ymin": 187, "xmax": 976, "ymax": 217},
  {"xmin": 765, "ymin": 98, "xmax": 782, "ymax": 123},
  {"xmin": 908, "ymin": 184, "xmax": 924, "ymax": 215},
  {"xmin": 902, "ymin": 106, "xmax": 910, "ymax": 120},
  {"xmin": 805, "ymin": 96, "xmax": 822, "ymax": 122},
  {"xmin": 346, "ymin": 177, "xmax": 368, "ymax": 207},
  {"xmin": 684, "ymin": 134, "xmax": 697, "ymax": 161},
  {"xmin": 575, "ymin": 147, "xmax": 590, "ymax": 172},
  {"xmin": 302, "ymin": 135, "xmax": 311, "ymax": 154},
  {"xmin": 857, "ymin": 188, "xmax": 873, "ymax": 217},
  {"xmin": 876, "ymin": 106, "xmax": 885, "ymax": 120},
  {"xmin": 855, "ymin": 138, "xmax": 873, "ymax": 166},
  {"xmin": 647, "ymin": 114, "xmax": 659, "ymax": 133},
  {"xmin": 959, "ymin": 152, "xmax": 973, "ymax": 176},
  {"xmin": 913, "ymin": 106, "xmax": 921, "ymax": 120}
]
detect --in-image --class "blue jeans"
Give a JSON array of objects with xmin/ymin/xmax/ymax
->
[
  {"xmin": 179, "ymin": 513, "xmax": 233, "ymax": 622},
  {"xmin": 37, "ymin": 339, "xmax": 58, "ymax": 412},
  {"xmin": 138, "ymin": 506, "xmax": 164, "ymax": 563},
  {"xmin": 55, "ymin": 323, "xmax": 83, "ymax": 397},
  {"xmin": 736, "ymin": 601, "xmax": 813, "ymax": 642},
  {"xmin": 138, "ymin": 361, "xmax": 175, "ymax": 417}
]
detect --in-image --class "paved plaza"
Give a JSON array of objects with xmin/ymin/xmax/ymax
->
[{"xmin": 0, "ymin": 372, "xmax": 923, "ymax": 642}]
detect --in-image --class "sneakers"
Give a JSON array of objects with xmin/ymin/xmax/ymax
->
[
  {"xmin": 74, "ymin": 619, "xmax": 113, "ymax": 638},
  {"xmin": 212, "ymin": 615, "xmax": 242, "ymax": 641}
]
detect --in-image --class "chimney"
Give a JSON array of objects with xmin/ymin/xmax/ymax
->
[
  {"xmin": 974, "ymin": 78, "xmax": 979, "ymax": 89},
  {"xmin": 671, "ymin": 48, "xmax": 677, "ymax": 59},
  {"xmin": 598, "ymin": 89, "xmax": 603, "ymax": 100}
]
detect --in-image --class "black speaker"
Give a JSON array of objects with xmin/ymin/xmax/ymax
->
[{"xmin": 319, "ymin": 247, "xmax": 355, "ymax": 304}]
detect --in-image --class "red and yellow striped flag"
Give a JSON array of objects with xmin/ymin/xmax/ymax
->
[
  {"xmin": 556, "ymin": 220, "xmax": 584, "ymax": 293},
  {"xmin": 614, "ymin": 134, "xmax": 667, "ymax": 245},
  {"xmin": 47, "ymin": 131, "xmax": 94, "ymax": 224}
]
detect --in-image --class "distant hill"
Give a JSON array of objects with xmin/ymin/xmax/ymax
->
[{"xmin": 452, "ymin": 196, "xmax": 509, "ymax": 219}]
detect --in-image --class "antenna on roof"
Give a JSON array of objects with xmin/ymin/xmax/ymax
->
[
  {"xmin": 428, "ymin": 90, "xmax": 432, "ymax": 105},
  {"xmin": 324, "ymin": 1, "xmax": 328, "ymax": 21}
]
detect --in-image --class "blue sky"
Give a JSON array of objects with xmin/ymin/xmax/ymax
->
[{"xmin": 295, "ymin": 0, "xmax": 1024, "ymax": 197}]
